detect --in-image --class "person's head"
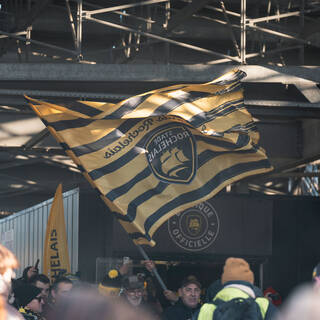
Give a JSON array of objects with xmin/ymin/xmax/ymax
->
[
  {"xmin": 122, "ymin": 275, "xmax": 144, "ymax": 307},
  {"xmin": 275, "ymin": 284, "xmax": 320, "ymax": 320},
  {"xmin": 14, "ymin": 284, "xmax": 44, "ymax": 314},
  {"xmin": 178, "ymin": 277, "xmax": 201, "ymax": 309},
  {"xmin": 0, "ymin": 245, "xmax": 19, "ymax": 320},
  {"xmin": 221, "ymin": 257, "xmax": 254, "ymax": 285},
  {"xmin": 264, "ymin": 286, "xmax": 282, "ymax": 306},
  {"xmin": 51, "ymin": 277, "xmax": 73, "ymax": 304},
  {"xmin": 30, "ymin": 274, "xmax": 50, "ymax": 300},
  {"xmin": 312, "ymin": 262, "xmax": 320, "ymax": 290},
  {"xmin": 98, "ymin": 269, "xmax": 122, "ymax": 297},
  {"xmin": 0, "ymin": 244, "xmax": 19, "ymax": 298},
  {"xmin": 47, "ymin": 287, "xmax": 153, "ymax": 320}
]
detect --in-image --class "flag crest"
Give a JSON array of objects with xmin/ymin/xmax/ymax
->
[{"xmin": 27, "ymin": 70, "xmax": 272, "ymax": 246}]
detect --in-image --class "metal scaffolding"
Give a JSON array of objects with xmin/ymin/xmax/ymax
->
[
  {"xmin": 0, "ymin": 0, "xmax": 319, "ymax": 64},
  {"xmin": 0, "ymin": 0, "xmax": 320, "ymax": 198}
]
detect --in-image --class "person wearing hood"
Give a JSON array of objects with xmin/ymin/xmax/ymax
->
[
  {"xmin": 12, "ymin": 267, "xmax": 38, "ymax": 292},
  {"xmin": 14, "ymin": 284, "xmax": 44, "ymax": 320},
  {"xmin": 195, "ymin": 257, "xmax": 277, "ymax": 320}
]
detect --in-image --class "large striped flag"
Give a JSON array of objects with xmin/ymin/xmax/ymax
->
[
  {"xmin": 26, "ymin": 70, "xmax": 272, "ymax": 246},
  {"xmin": 43, "ymin": 184, "xmax": 70, "ymax": 282}
]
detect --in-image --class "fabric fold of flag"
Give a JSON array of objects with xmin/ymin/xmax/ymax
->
[
  {"xmin": 27, "ymin": 69, "xmax": 273, "ymax": 246},
  {"xmin": 43, "ymin": 184, "xmax": 70, "ymax": 282}
]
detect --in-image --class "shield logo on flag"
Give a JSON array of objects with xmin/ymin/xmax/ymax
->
[
  {"xmin": 145, "ymin": 124, "xmax": 197, "ymax": 184},
  {"xmin": 187, "ymin": 214, "xmax": 202, "ymax": 236}
]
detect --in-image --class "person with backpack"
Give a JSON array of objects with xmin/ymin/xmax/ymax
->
[{"xmin": 195, "ymin": 257, "xmax": 277, "ymax": 320}]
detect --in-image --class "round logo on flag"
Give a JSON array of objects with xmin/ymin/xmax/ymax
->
[
  {"xmin": 168, "ymin": 201, "xmax": 219, "ymax": 251},
  {"xmin": 145, "ymin": 123, "xmax": 197, "ymax": 184}
]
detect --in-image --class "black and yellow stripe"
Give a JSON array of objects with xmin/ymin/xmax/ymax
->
[{"xmin": 26, "ymin": 69, "xmax": 272, "ymax": 246}]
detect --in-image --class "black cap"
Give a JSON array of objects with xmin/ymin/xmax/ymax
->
[
  {"xmin": 14, "ymin": 284, "xmax": 42, "ymax": 307},
  {"xmin": 100, "ymin": 269, "xmax": 122, "ymax": 288},
  {"xmin": 122, "ymin": 275, "xmax": 144, "ymax": 290},
  {"xmin": 180, "ymin": 276, "xmax": 201, "ymax": 289}
]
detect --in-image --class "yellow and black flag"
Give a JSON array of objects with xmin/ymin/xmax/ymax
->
[{"xmin": 26, "ymin": 70, "xmax": 272, "ymax": 246}]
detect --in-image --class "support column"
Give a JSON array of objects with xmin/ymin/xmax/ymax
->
[{"xmin": 240, "ymin": 0, "xmax": 246, "ymax": 64}]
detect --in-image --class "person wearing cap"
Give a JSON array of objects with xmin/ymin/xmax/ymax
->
[
  {"xmin": 122, "ymin": 275, "xmax": 145, "ymax": 308},
  {"xmin": 196, "ymin": 257, "xmax": 277, "ymax": 320},
  {"xmin": 162, "ymin": 277, "xmax": 201, "ymax": 320},
  {"xmin": 12, "ymin": 267, "xmax": 38, "ymax": 292},
  {"xmin": 14, "ymin": 284, "xmax": 44, "ymax": 320},
  {"xmin": 98, "ymin": 269, "xmax": 122, "ymax": 297}
]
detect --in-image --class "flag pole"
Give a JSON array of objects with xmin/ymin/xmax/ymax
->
[{"xmin": 136, "ymin": 244, "xmax": 167, "ymax": 291}]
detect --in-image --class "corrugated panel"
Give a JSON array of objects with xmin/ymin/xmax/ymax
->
[{"xmin": 0, "ymin": 188, "xmax": 79, "ymax": 278}]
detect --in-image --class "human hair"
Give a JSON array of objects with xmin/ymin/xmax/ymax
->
[
  {"xmin": 0, "ymin": 244, "xmax": 18, "ymax": 275},
  {"xmin": 30, "ymin": 274, "xmax": 50, "ymax": 285},
  {"xmin": 52, "ymin": 276, "xmax": 73, "ymax": 292},
  {"xmin": 0, "ymin": 245, "xmax": 19, "ymax": 320}
]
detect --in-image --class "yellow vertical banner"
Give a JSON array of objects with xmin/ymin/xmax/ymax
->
[{"xmin": 43, "ymin": 184, "xmax": 70, "ymax": 282}]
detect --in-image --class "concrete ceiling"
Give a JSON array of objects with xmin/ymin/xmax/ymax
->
[{"xmin": 1, "ymin": 0, "xmax": 320, "ymax": 212}]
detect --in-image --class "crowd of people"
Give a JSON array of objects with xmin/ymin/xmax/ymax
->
[{"xmin": 1, "ymin": 244, "xmax": 320, "ymax": 320}]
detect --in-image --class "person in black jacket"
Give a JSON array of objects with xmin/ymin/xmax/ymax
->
[
  {"xmin": 14, "ymin": 284, "xmax": 44, "ymax": 320},
  {"xmin": 12, "ymin": 267, "xmax": 38, "ymax": 291},
  {"xmin": 162, "ymin": 277, "xmax": 201, "ymax": 320}
]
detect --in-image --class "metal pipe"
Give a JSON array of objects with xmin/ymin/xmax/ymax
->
[
  {"xmin": 76, "ymin": 0, "xmax": 83, "ymax": 60},
  {"xmin": 84, "ymin": 16, "xmax": 241, "ymax": 62},
  {"xmin": 220, "ymin": 1, "xmax": 240, "ymax": 57},
  {"xmin": 65, "ymin": 0, "xmax": 78, "ymax": 49},
  {"xmin": 240, "ymin": 0, "xmax": 246, "ymax": 64},
  {"xmin": 0, "ymin": 30, "xmax": 77, "ymax": 55},
  {"xmin": 84, "ymin": 0, "xmax": 168, "ymax": 17}
]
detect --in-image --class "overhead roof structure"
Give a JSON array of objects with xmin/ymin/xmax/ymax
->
[{"xmin": 0, "ymin": 0, "xmax": 320, "ymax": 212}]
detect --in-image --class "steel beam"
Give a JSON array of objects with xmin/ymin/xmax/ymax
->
[
  {"xmin": 0, "ymin": 64, "xmax": 319, "ymax": 83},
  {"xmin": 83, "ymin": 0, "xmax": 168, "ymax": 16},
  {"xmin": 84, "ymin": 16, "xmax": 240, "ymax": 62}
]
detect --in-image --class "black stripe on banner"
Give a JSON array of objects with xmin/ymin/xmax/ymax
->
[
  {"xmin": 105, "ymin": 94, "xmax": 152, "ymax": 119},
  {"xmin": 88, "ymin": 146, "xmax": 140, "ymax": 180},
  {"xmin": 60, "ymin": 142, "xmax": 69, "ymax": 150},
  {"xmin": 129, "ymin": 232, "xmax": 151, "ymax": 241},
  {"xmin": 44, "ymin": 99, "xmax": 102, "ymax": 117},
  {"xmin": 194, "ymin": 133, "xmax": 250, "ymax": 150},
  {"xmin": 190, "ymin": 99, "xmax": 244, "ymax": 128},
  {"xmin": 50, "ymin": 118, "xmax": 95, "ymax": 131},
  {"xmin": 224, "ymin": 121, "xmax": 257, "ymax": 134},
  {"xmin": 215, "ymin": 81, "xmax": 242, "ymax": 96},
  {"xmin": 106, "ymin": 167, "xmax": 152, "ymax": 201},
  {"xmin": 197, "ymin": 147, "xmax": 260, "ymax": 169},
  {"xmin": 70, "ymin": 118, "xmax": 142, "ymax": 157},
  {"xmin": 87, "ymin": 120, "xmax": 194, "ymax": 180},
  {"xmin": 143, "ymin": 158, "xmax": 271, "ymax": 236},
  {"xmin": 213, "ymin": 70, "xmax": 246, "ymax": 86},
  {"xmin": 111, "ymin": 211, "xmax": 131, "ymax": 222},
  {"xmin": 123, "ymin": 144, "xmax": 259, "ymax": 223},
  {"xmin": 126, "ymin": 181, "xmax": 169, "ymax": 222},
  {"xmin": 149, "ymin": 91, "xmax": 214, "ymax": 116},
  {"xmin": 77, "ymin": 164, "xmax": 85, "ymax": 172}
]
